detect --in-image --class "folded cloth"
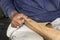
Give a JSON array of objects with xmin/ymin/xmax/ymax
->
[
  {"xmin": 51, "ymin": 18, "xmax": 60, "ymax": 30},
  {"xmin": 7, "ymin": 24, "xmax": 44, "ymax": 40}
]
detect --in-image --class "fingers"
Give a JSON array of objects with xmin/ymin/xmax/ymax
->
[
  {"xmin": 11, "ymin": 17, "xmax": 24, "ymax": 28},
  {"xmin": 16, "ymin": 19, "xmax": 24, "ymax": 27},
  {"xmin": 23, "ymin": 16, "xmax": 31, "ymax": 22},
  {"xmin": 11, "ymin": 20, "xmax": 17, "ymax": 28},
  {"xmin": 11, "ymin": 13, "xmax": 30, "ymax": 28}
]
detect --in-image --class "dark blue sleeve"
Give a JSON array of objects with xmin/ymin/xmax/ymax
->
[{"xmin": 0, "ymin": 0, "xmax": 17, "ymax": 18}]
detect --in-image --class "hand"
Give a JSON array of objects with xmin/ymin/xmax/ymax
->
[{"xmin": 11, "ymin": 13, "xmax": 28, "ymax": 28}]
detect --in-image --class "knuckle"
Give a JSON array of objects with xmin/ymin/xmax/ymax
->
[
  {"xmin": 19, "ymin": 24, "xmax": 22, "ymax": 27},
  {"xmin": 11, "ymin": 23, "xmax": 14, "ymax": 27},
  {"xmin": 19, "ymin": 22, "xmax": 23, "ymax": 25}
]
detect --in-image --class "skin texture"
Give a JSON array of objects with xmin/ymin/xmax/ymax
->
[{"xmin": 11, "ymin": 13, "xmax": 28, "ymax": 28}]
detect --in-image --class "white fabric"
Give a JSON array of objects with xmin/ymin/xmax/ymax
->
[
  {"xmin": 51, "ymin": 18, "xmax": 60, "ymax": 30},
  {"xmin": 7, "ymin": 24, "xmax": 44, "ymax": 40}
]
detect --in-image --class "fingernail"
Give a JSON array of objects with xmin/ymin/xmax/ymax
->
[{"xmin": 22, "ymin": 19, "xmax": 25, "ymax": 22}]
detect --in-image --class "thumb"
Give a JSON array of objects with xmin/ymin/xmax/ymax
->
[{"xmin": 24, "ymin": 16, "xmax": 31, "ymax": 21}]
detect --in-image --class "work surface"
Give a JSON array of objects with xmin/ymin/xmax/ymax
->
[{"xmin": 8, "ymin": 24, "xmax": 44, "ymax": 40}]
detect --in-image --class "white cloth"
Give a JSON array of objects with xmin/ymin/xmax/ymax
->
[
  {"xmin": 7, "ymin": 24, "xmax": 44, "ymax": 40},
  {"xmin": 51, "ymin": 18, "xmax": 60, "ymax": 30}
]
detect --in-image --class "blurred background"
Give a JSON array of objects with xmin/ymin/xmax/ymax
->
[{"xmin": 0, "ymin": 7, "xmax": 10, "ymax": 40}]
